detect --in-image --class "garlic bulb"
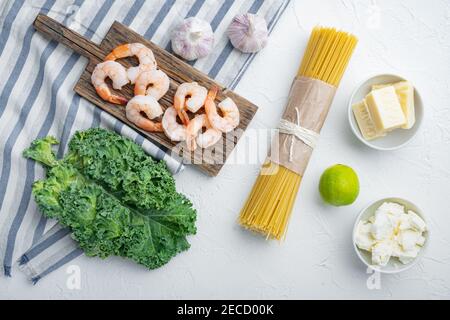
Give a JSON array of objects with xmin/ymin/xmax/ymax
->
[
  {"xmin": 171, "ymin": 17, "xmax": 214, "ymax": 61},
  {"xmin": 227, "ymin": 13, "xmax": 268, "ymax": 53}
]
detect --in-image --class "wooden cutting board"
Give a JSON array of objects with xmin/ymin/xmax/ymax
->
[{"xmin": 33, "ymin": 14, "xmax": 258, "ymax": 176}]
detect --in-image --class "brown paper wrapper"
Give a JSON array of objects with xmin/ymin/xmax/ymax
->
[{"xmin": 268, "ymin": 76, "xmax": 337, "ymax": 175}]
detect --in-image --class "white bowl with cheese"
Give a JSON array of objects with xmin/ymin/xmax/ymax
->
[
  {"xmin": 352, "ymin": 197, "xmax": 429, "ymax": 274},
  {"xmin": 348, "ymin": 74, "xmax": 424, "ymax": 151}
]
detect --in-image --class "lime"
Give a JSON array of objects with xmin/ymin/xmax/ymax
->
[{"xmin": 319, "ymin": 164, "xmax": 359, "ymax": 206}]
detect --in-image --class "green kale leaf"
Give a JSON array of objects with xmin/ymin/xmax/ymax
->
[
  {"xmin": 23, "ymin": 136, "xmax": 59, "ymax": 167},
  {"xmin": 25, "ymin": 128, "xmax": 196, "ymax": 270}
]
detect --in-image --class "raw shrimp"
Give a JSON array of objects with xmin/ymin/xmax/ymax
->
[
  {"xmin": 162, "ymin": 107, "xmax": 187, "ymax": 142},
  {"xmin": 91, "ymin": 61, "xmax": 129, "ymax": 105},
  {"xmin": 105, "ymin": 43, "xmax": 157, "ymax": 84},
  {"xmin": 134, "ymin": 69, "xmax": 170, "ymax": 100},
  {"xmin": 205, "ymin": 86, "xmax": 240, "ymax": 133},
  {"xmin": 186, "ymin": 114, "xmax": 221, "ymax": 151},
  {"xmin": 126, "ymin": 95, "xmax": 163, "ymax": 132},
  {"xmin": 174, "ymin": 82, "xmax": 208, "ymax": 126}
]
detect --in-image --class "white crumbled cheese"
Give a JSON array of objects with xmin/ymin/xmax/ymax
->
[
  {"xmin": 372, "ymin": 240, "xmax": 393, "ymax": 266},
  {"xmin": 355, "ymin": 221, "xmax": 376, "ymax": 251},
  {"xmin": 391, "ymin": 241, "xmax": 404, "ymax": 257},
  {"xmin": 416, "ymin": 235, "xmax": 426, "ymax": 247},
  {"xmin": 397, "ymin": 229, "xmax": 422, "ymax": 251},
  {"xmin": 398, "ymin": 214, "xmax": 412, "ymax": 231},
  {"xmin": 408, "ymin": 210, "xmax": 427, "ymax": 232},
  {"xmin": 355, "ymin": 202, "xmax": 427, "ymax": 266},
  {"xmin": 371, "ymin": 211, "xmax": 395, "ymax": 241},
  {"xmin": 396, "ymin": 245, "xmax": 421, "ymax": 265},
  {"xmin": 398, "ymin": 256, "xmax": 415, "ymax": 265},
  {"xmin": 377, "ymin": 202, "xmax": 405, "ymax": 216},
  {"xmin": 378, "ymin": 202, "xmax": 404, "ymax": 228}
]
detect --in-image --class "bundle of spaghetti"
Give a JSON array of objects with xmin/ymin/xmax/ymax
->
[{"xmin": 239, "ymin": 27, "xmax": 358, "ymax": 240}]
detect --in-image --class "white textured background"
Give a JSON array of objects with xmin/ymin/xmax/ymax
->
[{"xmin": 2, "ymin": 0, "xmax": 450, "ymax": 299}]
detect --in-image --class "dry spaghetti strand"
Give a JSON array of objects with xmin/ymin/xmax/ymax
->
[{"xmin": 239, "ymin": 27, "xmax": 357, "ymax": 240}]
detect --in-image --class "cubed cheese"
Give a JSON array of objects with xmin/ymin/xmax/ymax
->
[
  {"xmin": 373, "ymin": 81, "xmax": 415, "ymax": 129},
  {"xmin": 352, "ymin": 100, "xmax": 386, "ymax": 141},
  {"xmin": 366, "ymin": 86, "xmax": 406, "ymax": 132}
]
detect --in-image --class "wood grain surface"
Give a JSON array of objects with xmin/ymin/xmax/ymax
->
[{"xmin": 34, "ymin": 14, "xmax": 258, "ymax": 176}]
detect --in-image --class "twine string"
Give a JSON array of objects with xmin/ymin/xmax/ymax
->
[{"xmin": 278, "ymin": 107, "xmax": 319, "ymax": 162}]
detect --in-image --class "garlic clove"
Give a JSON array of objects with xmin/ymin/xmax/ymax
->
[
  {"xmin": 227, "ymin": 13, "xmax": 268, "ymax": 53},
  {"xmin": 171, "ymin": 17, "xmax": 214, "ymax": 61}
]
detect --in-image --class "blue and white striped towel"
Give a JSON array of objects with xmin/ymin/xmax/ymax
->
[{"xmin": 0, "ymin": 0, "xmax": 289, "ymax": 283}]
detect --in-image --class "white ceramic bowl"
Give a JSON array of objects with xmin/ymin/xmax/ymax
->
[
  {"xmin": 352, "ymin": 197, "xmax": 430, "ymax": 274},
  {"xmin": 348, "ymin": 74, "xmax": 424, "ymax": 151}
]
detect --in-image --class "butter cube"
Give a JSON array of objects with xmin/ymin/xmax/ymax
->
[
  {"xmin": 372, "ymin": 81, "xmax": 415, "ymax": 129},
  {"xmin": 352, "ymin": 100, "xmax": 386, "ymax": 141},
  {"xmin": 366, "ymin": 86, "xmax": 406, "ymax": 132}
]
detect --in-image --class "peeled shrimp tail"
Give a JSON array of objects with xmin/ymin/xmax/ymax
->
[
  {"xmin": 174, "ymin": 95, "xmax": 191, "ymax": 126},
  {"xmin": 134, "ymin": 120, "xmax": 163, "ymax": 132},
  {"xmin": 179, "ymin": 109, "xmax": 191, "ymax": 127},
  {"xmin": 129, "ymin": 119, "xmax": 162, "ymax": 132},
  {"xmin": 185, "ymin": 122, "xmax": 198, "ymax": 151},
  {"xmin": 149, "ymin": 122, "xmax": 163, "ymax": 132},
  {"xmin": 96, "ymin": 85, "xmax": 128, "ymax": 105},
  {"xmin": 206, "ymin": 86, "xmax": 218, "ymax": 104},
  {"xmin": 105, "ymin": 44, "xmax": 131, "ymax": 61},
  {"xmin": 186, "ymin": 114, "xmax": 206, "ymax": 151},
  {"xmin": 204, "ymin": 86, "xmax": 219, "ymax": 121}
]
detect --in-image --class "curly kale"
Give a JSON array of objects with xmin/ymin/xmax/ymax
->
[{"xmin": 24, "ymin": 128, "xmax": 196, "ymax": 270}]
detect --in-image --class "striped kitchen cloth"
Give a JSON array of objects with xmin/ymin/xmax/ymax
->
[{"xmin": 0, "ymin": 0, "xmax": 290, "ymax": 283}]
